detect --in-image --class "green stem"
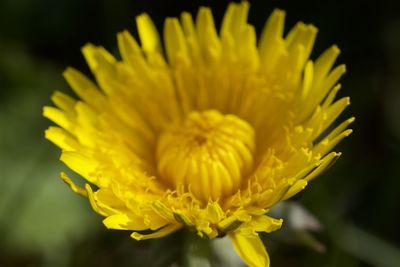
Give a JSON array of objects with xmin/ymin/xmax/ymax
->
[{"xmin": 182, "ymin": 230, "xmax": 213, "ymax": 267}]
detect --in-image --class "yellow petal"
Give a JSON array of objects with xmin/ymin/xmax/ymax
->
[
  {"xmin": 45, "ymin": 126, "xmax": 79, "ymax": 151},
  {"xmin": 314, "ymin": 45, "xmax": 341, "ymax": 81},
  {"xmin": 285, "ymin": 22, "xmax": 317, "ymax": 68},
  {"xmin": 151, "ymin": 200, "xmax": 175, "ymax": 221},
  {"xmin": 258, "ymin": 9, "xmax": 286, "ymax": 71},
  {"xmin": 196, "ymin": 7, "xmax": 221, "ymax": 63},
  {"xmin": 229, "ymin": 232, "xmax": 270, "ymax": 267},
  {"xmin": 304, "ymin": 152, "xmax": 341, "ymax": 181},
  {"xmin": 63, "ymin": 67, "xmax": 106, "ymax": 110},
  {"xmin": 43, "ymin": 106, "xmax": 71, "ymax": 131},
  {"xmin": 117, "ymin": 30, "xmax": 141, "ymax": 61},
  {"xmin": 81, "ymin": 44, "xmax": 116, "ymax": 75},
  {"xmin": 136, "ymin": 13, "xmax": 161, "ymax": 54},
  {"xmin": 283, "ymin": 179, "xmax": 308, "ymax": 200},
  {"xmin": 103, "ymin": 213, "xmax": 148, "ymax": 231},
  {"xmin": 60, "ymin": 151, "xmax": 97, "ymax": 183},
  {"xmin": 206, "ymin": 202, "xmax": 225, "ymax": 224},
  {"xmin": 51, "ymin": 91, "xmax": 76, "ymax": 114},
  {"xmin": 301, "ymin": 61, "xmax": 314, "ymax": 99},
  {"xmin": 164, "ymin": 17, "xmax": 188, "ymax": 65},
  {"xmin": 131, "ymin": 224, "xmax": 181, "ymax": 241},
  {"xmin": 247, "ymin": 216, "xmax": 283, "ymax": 234},
  {"xmin": 60, "ymin": 172, "xmax": 87, "ymax": 197},
  {"xmin": 85, "ymin": 184, "xmax": 108, "ymax": 216}
]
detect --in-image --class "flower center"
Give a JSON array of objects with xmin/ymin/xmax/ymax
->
[{"xmin": 156, "ymin": 110, "xmax": 255, "ymax": 202}]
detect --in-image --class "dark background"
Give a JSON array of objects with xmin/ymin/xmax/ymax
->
[{"xmin": 1, "ymin": 0, "xmax": 400, "ymax": 266}]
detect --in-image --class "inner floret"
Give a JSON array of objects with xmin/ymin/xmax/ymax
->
[{"xmin": 156, "ymin": 110, "xmax": 255, "ymax": 202}]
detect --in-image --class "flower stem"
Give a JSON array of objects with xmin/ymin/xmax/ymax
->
[{"xmin": 182, "ymin": 230, "xmax": 213, "ymax": 267}]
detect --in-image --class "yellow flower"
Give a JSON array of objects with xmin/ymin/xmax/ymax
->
[{"xmin": 44, "ymin": 2, "xmax": 353, "ymax": 266}]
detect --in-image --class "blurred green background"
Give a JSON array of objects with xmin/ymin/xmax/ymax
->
[{"xmin": 1, "ymin": 0, "xmax": 400, "ymax": 266}]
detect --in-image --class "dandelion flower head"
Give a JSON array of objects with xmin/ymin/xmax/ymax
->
[{"xmin": 44, "ymin": 2, "xmax": 353, "ymax": 266}]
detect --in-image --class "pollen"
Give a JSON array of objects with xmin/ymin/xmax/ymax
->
[{"xmin": 156, "ymin": 110, "xmax": 255, "ymax": 202}]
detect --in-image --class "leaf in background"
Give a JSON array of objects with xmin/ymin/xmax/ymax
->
[{"xmin": 0, "ymin": 43, "xmax": 97, "ymax": 264}]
